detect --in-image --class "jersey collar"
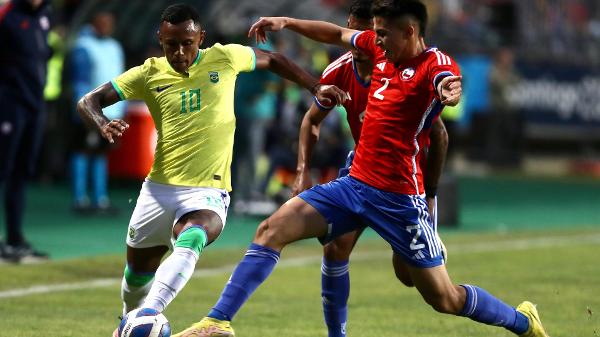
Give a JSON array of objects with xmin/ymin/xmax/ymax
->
[
  {"xmin": 191, "ymin": 49, "xmax": 202, "ymax": 66},
  {"xmin": 394, "ymin": 46, "xmax": 431, "ymax": 68},
  {"xmin": 168, "ymin": 50, "xmax": 202, "ymax": 77}
]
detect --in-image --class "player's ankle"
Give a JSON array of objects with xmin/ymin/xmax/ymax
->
[{"xmin": 208, "ymin": 308, "xmax": 230, "ymax": 321}]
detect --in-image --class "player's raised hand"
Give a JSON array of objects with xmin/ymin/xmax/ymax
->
[
  {"xmin": 248, "ymin": 17, "xmax": 289, "ymax": 44},
  {"xmin": 101, "ymin": 119, "xmax": 129, "ymax": 143},
  {"xmin": 291, "ymin": 170, "xmax": 313, "ymax": 197},
  {"xmin": 313, "ymin": 84, "xmax": 347, "ymax": 107},
  {"xmin": 438, "ymin": 75, "xmax": 462, "ymax": 106}
]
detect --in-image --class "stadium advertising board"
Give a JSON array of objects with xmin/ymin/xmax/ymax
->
[{"xmin": 510, "ymin": 63, "xmax": 600, "ymax": 140}]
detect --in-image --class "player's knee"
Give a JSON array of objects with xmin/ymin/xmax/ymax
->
[
  {"xmin": 255, "ymin": 217, "xmax": 285, "ymax": 246},
  {"xmin": 197, "ymin": 221, "xmax": 223, "ymax": 243},
  {"xmin": 422, "ymin": 288, "xmax": 463, "ymax": 314},
  {"xmin": 177, "ymin": 210, "xmax": 223, "ymax": 243},
  {"xmin": 255, "ymin": 218, "xmax": 277, "ymax": 242},
  {"xmin": 175, "ymin": 226, "xmax": 208, "ymax": 255},
  {"xmin": 323, "ymin": 241, "xmax": 352, "ymax": 261}
]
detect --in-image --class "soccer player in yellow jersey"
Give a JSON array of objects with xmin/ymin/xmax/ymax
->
[{"xmin": 76, "ymin": 4, "xmax": 346, "ymax": 334}]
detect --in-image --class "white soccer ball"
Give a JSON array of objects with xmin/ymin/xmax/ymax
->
[{"xmin": 118, "ymin": 308, "xmax": 171, "ymax": 337}]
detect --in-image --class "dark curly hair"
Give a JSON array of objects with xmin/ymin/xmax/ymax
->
[
  {"xmin": 372, "ymin": 0, "xmax": 428, "ymax": 37},
  {"xmin": 160, "ymin": 3, "xmax": 201, "ymax": 26},
  {"xmin": 349, "ymin": 0, "xmax": 373, "ymax": 20}
]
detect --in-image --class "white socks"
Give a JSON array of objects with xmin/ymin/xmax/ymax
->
[
  {"xmin": 141, "ymin": 247, "xmax": 199, "ymax": 312},
  {"xmin": 121, "ymin": 276, "xmax": 153, "ymax": 316}
]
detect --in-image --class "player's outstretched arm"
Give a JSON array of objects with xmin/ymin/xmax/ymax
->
[
  {"xmin": 76, "ymin": 82, "xmax": 129, "ymax": 144},
  {"xmin": 292, "ymin": 103, "xmax": 331, "ymax": 197},
  {"xmin": 253, "ymin": 48, "xmax": 347, "ymax": 106},
  {"xmin": 249, "ymin": 17, "xmax": 358, "ymax": 50},
  {"xmin": 424, "ymin": 118, "xmax": 449, "ymax": 211}
]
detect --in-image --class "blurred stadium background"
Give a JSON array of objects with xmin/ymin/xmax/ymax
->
[
  {"xmin": 0, "ymin": 0, "xmax": 599, "ymax": 335},
  {"xmin": 1, "ymin": 0, "xmax": 598, "ymax": 258}
]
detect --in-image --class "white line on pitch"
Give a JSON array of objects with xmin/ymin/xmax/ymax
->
[{"xmin": 0, "ymin": 233, "xmax": 599, "ymax": 300}]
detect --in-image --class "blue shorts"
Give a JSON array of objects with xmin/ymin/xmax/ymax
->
[{"xmin": 298, "ymin": 175, "xmax": 444, "ymax": 268}]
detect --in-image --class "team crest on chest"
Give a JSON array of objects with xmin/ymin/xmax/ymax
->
[
  {"xmin": 401, "ymin": 68, "xmax": 415, "ymax": 81},
  {"xmin": 209, "ymin": 71, "xmax": 219, "ymax": 83}
]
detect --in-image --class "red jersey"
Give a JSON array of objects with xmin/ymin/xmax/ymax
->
[
  {"xmin": 314, "ymin": 51, "xmax": 370, "ymax": 144},
  {"xmin": 349, "ymin": 30, "xmax": 460, "ymax": 195}
]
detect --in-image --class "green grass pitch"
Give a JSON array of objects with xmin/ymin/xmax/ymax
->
[{"xmin": 1, "ymin": 228, "xmax": 599, "ymax": 337}]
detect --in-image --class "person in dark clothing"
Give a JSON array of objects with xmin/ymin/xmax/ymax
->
[{"xmin": 0, "ymin": 0, "xmax": 51, "ymax": 262}]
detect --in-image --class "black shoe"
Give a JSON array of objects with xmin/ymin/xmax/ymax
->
[
  {"xmin": 0, "ymin": 241, "xmax": 20, "ymax": 263},
  {"xmin": 0, "ymin": 241, "xmax": 10, "ymax": 263},
  {"xmin": 4, "ymin": 242, "xmax": 49, "ymax": 264}
]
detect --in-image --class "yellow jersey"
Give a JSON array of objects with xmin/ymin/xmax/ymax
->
[{"xmin": 111, "ymin": 43, "xmax": 256, "ymax": 190}]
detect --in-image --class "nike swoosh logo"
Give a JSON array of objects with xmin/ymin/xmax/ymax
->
[{"xmin": 156, "ymin": 84, "xmax": 173, "ymax": 92}]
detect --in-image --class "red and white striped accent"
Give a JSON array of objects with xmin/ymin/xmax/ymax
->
[
  {"xmin": 430, "ymin": 48, "xmax": 452, "ymax": 66},
  {"xmin": 321, "ymin": 51, "xmax": 353, "ymax": 79}
]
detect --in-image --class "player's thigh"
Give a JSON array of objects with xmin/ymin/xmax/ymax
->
[
  {"xmin": 297, "ymin": 176, "xmax": 363, "ymax": 246},
  {"xmin": 392, "ymin": 251, "xmax": 414, "ymax": 287},
  {"xmin": 323, "ymin": 226, "xmax": 365, "ymax": 262},
  {"xmin": 254, "ymin": 196, "xmax": 330, "ymax": 249},
  {"xmin": 127, "ymin": 182, "xmax": 177, "ymax": 249},
  {"xmin": 406, "ymin": 263, "xmax": 465, "ymax": 314}
]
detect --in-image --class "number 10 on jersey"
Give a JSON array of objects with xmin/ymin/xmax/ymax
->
[{"xmin": 180, "ymin": 89, "xmax": 201, "ymax": 113}]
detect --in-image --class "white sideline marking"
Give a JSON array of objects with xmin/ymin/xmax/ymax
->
[{"xmin": 1, "ymin": 233, "xmax": 599, "ymax": 300}]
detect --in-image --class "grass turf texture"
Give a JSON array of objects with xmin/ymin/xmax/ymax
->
[
  {"xmin": 1, "ymin": 228, "xmax": 599, "ymax": 337},
  {"xmin": 2, "ymin": 174, "xmax": 600, "ymax": 260}
]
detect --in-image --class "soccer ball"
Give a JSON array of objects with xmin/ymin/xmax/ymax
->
[{"xmin": 118, "ymin": 308, "xmax": 171, "ymax": 337}]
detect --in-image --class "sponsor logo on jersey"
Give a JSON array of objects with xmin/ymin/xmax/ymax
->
[
  {"xmin": 402, "ymin": 68, "xmax": 416, "ymax": 81},
  {"xmin": 209, "ymin": 71, "xmax": 219, "ymax": 83},
  {"xmin": 155, "ymin": 84, "xmax": 173, "ymax": 92},
  {"xmin": 376, "ymin": 62, "xmax": 386, "ymax": 71}
]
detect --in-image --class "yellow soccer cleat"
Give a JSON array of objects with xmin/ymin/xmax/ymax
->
[
  {"xmin": 516, "ymin": 301, "xmax": 550, "ymax": 337},
  {"xmin": 172, "ymin": 317, "xmax": 235, "ymax": 337}
]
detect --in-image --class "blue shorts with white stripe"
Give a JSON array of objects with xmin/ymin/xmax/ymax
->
[{"xmin": 298, "ymin": 175, "xmax": 444, "ymax": 268}]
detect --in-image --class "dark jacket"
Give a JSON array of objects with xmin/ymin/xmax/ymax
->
[{"xmin": 0, "ymin": 0, "xmax": 51, "ymax": 110}]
